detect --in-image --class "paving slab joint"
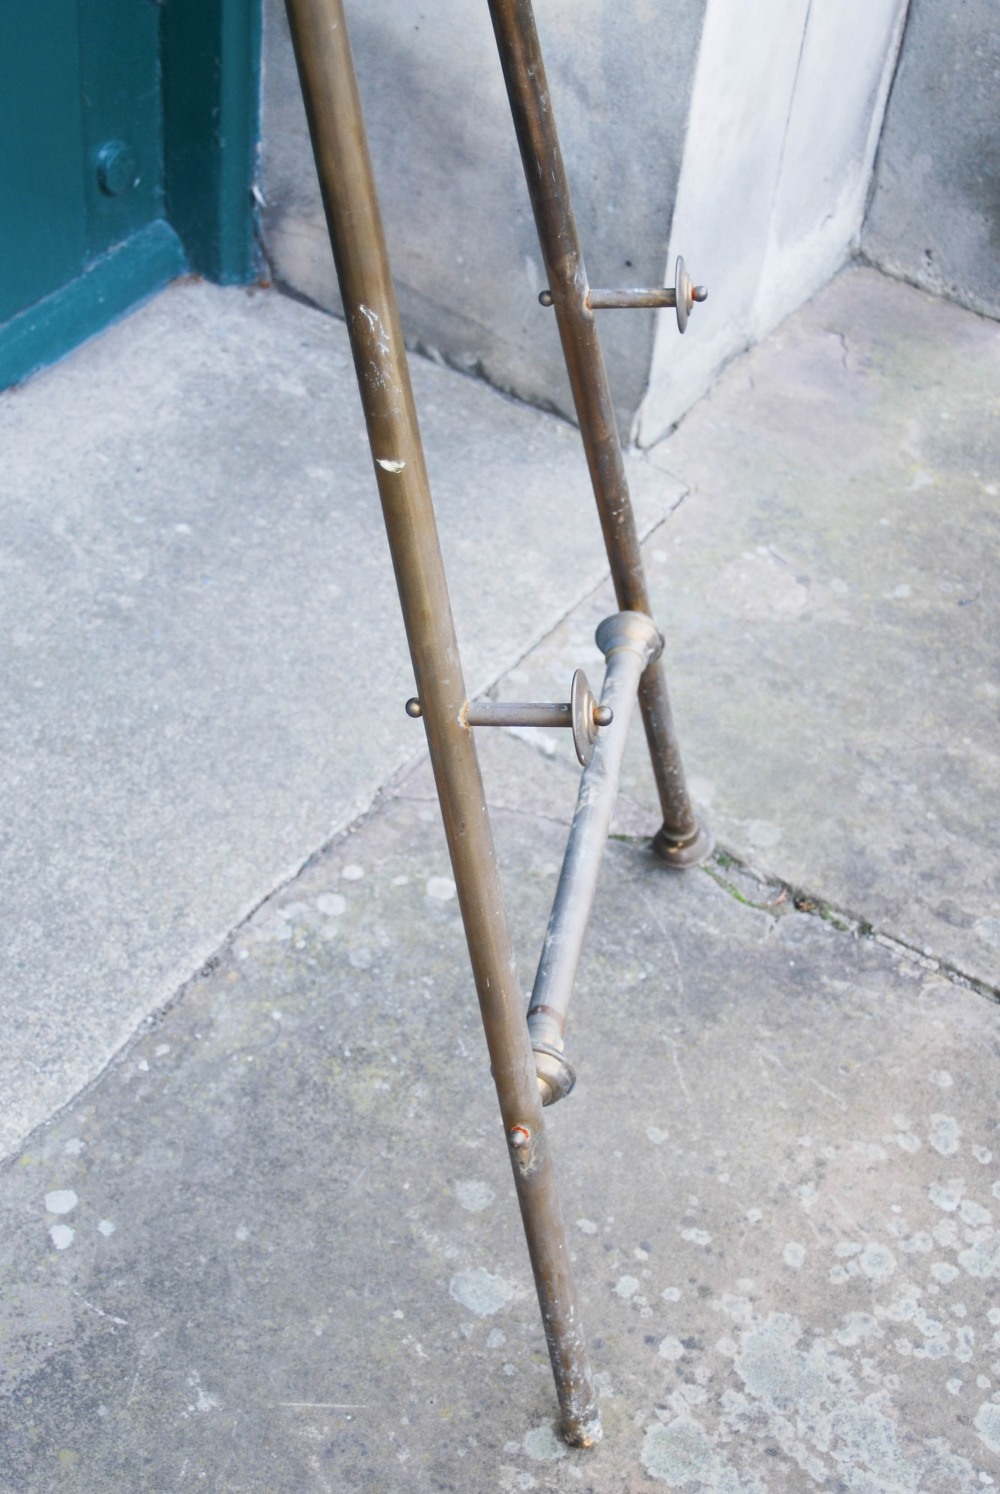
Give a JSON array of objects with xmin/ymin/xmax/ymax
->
[
  {"xmin": 699, "ymin": 847, "xmax": 1000, "ymax": 1006},
  {"xmin": 605, "ymin": 832, "xmax": 1000, "ymax": 1006}
]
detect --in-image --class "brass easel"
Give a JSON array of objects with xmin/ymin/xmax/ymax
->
[{"xmin": 283, "ymin": 0, "xmax": 709, "ymax": 1446}]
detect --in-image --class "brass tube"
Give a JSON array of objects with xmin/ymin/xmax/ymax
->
[
  {"xmin": 528, "ymin": 614, "xmax": 662, "ymax": 1058},
  {"xmin": 486, "ymin": 0, "xmax": 710, "ymax": 866},
  {"xmin": 587, "ymin": 288, "xmax": 678, "ymax": 310},
  {"xmin": 466, "ymin": 701, "xmax": 572, "ymax": 728},
  {"xmin": 539, "ymin": 288, "xmax": 677, "ymax": 309},
  {"xmin": 283, "ymin": 0, "xmax": 600, "ymax": 1446}
]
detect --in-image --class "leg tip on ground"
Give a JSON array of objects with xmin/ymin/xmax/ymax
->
[
  {"xmin": 562, "ymin": 1412, "xmax": 603, "ymax": 1449},
  {"xmin": 651, "ymin": 819, "xmax": 714, "ymax": 868}
]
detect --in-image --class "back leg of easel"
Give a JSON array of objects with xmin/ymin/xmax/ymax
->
[
  {"xmin": 487, "ymin": 0, "xmax": 712, "ymax": 868},
  {"xmin": 283, "ymin": 0, "xmax": 601, "ymax": 1447}
]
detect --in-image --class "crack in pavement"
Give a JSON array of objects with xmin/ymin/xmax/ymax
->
[{"xmin": 695, "ymin": 845, "xmax": 1000, "ymax": 1006}]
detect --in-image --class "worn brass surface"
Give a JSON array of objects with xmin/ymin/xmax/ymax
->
[
  {"xmin": 283, "ymin": 0, "xmax": 599, "ymax": 1447},
  {"xmin": 463, "ymin": 672, "xmax": 610, "ymax": 766},
  {"xmin": 465, "ymin": 700, "xmax": 571, "ymax": 728},
  {"xmin": 532, "ymin": 1040, "xmax": 578, "ymax": 1107},
  {"xmin": 486, "ymin": 0, "xmax": 708, "ymax": 863},
  {"xmin": 672, "ymin": 254, "xmax": 707, "ymax": 334},
  {"xmin": 569, "ymin": 667, "xmax": 600, "ymax": 767},
  {"xmin": 540, "ymin": 256, "xmax": 708, "ymax": 330},
  {"xmin": 528, "ymin": 613, "xmax": 662, "ymax": 1086}
]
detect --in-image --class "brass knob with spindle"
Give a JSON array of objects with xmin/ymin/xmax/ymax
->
[{"xmin": 539, "ymin": 255, "xmax": 706, "ymax": 334}]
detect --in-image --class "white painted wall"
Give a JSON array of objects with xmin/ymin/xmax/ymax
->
[
  {"xmin": 263, "ymin": 0, "xmax": 911, "ymax": 446},
  {"xmin": 637, "ymin": 0, "xmax": 909, "ymax": 447}
]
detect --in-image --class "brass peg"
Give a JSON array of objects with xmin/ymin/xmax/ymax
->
[{"xmin": 538, "ymin": 255, "xmax": 706, "ymax": 333}]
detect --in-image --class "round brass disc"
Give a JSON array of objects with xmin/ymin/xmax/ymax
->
[
  {"xmin": 675, "ymin": 255, "xmax": 693, "ymax": 334},
  {"xmin": 570, "ymin": 669, "xmax": 599, "ymax": 767}
]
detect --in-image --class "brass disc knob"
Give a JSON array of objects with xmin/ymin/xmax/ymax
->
[
  {"xmin": 674, "ymin": 255, "xmax": 707, "ymax": 334},
  {"xmin": 570, "ymin": 669, "xmax": 611, "ymax": 767}
]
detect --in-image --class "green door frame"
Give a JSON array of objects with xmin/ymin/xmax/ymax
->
[
  {"xmin": 1, "ymin": 0, "xmax": 262, "ymax": 390},
  {"xmin": 163, "ymin": 0, "xmax": 262, "ymax": 287}
]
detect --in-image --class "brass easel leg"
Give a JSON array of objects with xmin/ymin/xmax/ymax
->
[
  {"xmin": 486, "ymin": 0, "xmax": 712, "ymax": 867},
  {"xmin": 283, "ymin": 0, "xmax": 601, "ymax": 1445}
]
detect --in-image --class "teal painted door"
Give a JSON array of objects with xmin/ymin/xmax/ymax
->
[{"xmin": 0, "ymin": 0, "xmax": 261, "ymax": 389}]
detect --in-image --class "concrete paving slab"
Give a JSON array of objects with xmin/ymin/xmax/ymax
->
[
  {"xmin": 500, "ymin": 267, "xmax": 1000, "ymax": 990},
  {"xmin": 1, "ymin": 730, "xmax": 998, "ymax": 1491},
  {"xmin": 0, "ymin": 279, "xmax": 681, "ymax": 1162}
]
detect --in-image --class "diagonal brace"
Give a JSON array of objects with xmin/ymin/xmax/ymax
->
[{"xmin": 528, "ymin": 613, "xmax": 663, "ymax": 1103}]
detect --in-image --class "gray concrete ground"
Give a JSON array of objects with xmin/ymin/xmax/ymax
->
[
  {"xmin": 1, "ymin": 267, "xmax": 999, "ymax": 1490},
  {"xmin": 0, "ymin": 280, "xmax": 675, "ymax": 1160},
  {"xmin": 500, "ymin": 268, "xmax": 1000, "ymax": 987}
]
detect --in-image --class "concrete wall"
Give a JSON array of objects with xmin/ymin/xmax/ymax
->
[
  {"xmin": 263, "ymin": 1, "xmax": 911, "ymax": 446},
  {"xmin": 636, "ymin": 0, "xmax": 909, "ymax": 446},
  {"xmin": 862, "ymin": 0, "xmax": 1000, "ymax": 321},
  {"xmin": 262, "ymin": 0, "xmax": 705, "ymax": 434}
]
